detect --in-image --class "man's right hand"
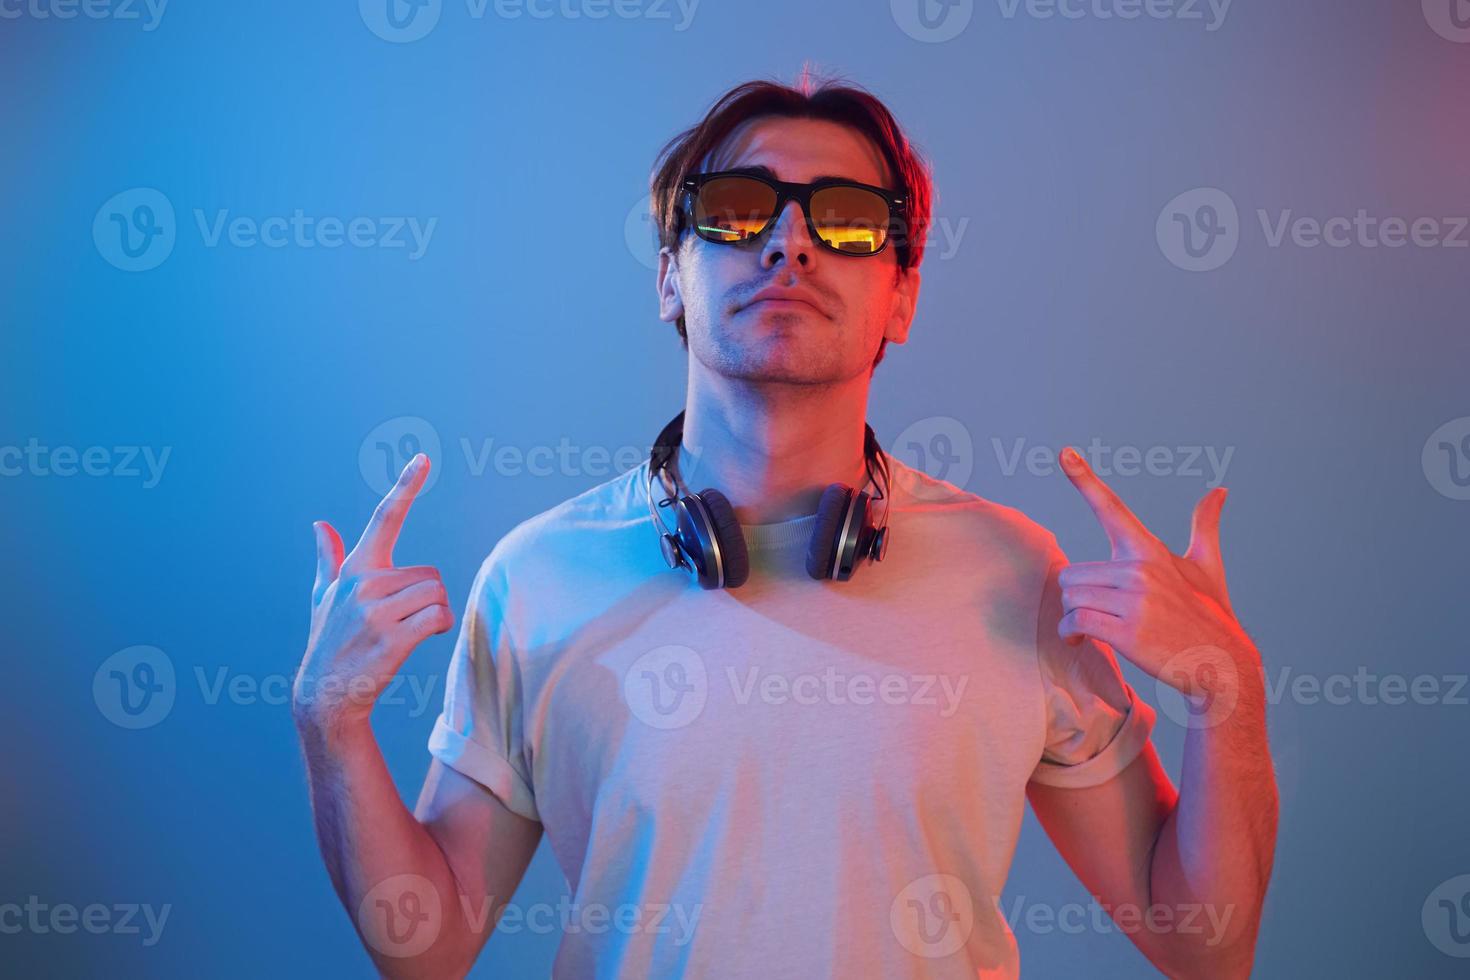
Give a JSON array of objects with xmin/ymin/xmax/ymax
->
[{"xmin": 293, "ymin": 452, "xmax": 454, "ymax": 736}]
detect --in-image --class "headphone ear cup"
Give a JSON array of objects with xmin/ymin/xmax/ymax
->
[
  {"xmin": 805, "ymin": 484, "xmax": 854, "ymax": 580},
  {"xmin": 693, "ymin": 487, "xmax": 749, "ymax": 588}
]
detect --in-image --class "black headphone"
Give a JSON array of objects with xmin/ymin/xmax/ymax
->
[{"xmin": 645, "ymin": 411, "xmax": 892, "ymax": 589}]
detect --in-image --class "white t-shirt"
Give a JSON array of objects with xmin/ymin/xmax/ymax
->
[{"xmin": 429, "ymin": 452, "xmax": 1156, "ymax": 979}]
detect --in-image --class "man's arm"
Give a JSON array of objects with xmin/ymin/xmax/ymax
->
[
  {"xmin": 294, "ymin": 453, "xmax": 542, "ymax": 977},
  {"xmin": 297, "ymin": 720, "xmax": 542, "ymax": 978},
  {"xmin": 1027, "ymin": 662, "xmax": 1277, "ymax": 977},
  {"xmin": 1026, "ymin": 446, "xmax": 1278, "ymax": 976}
]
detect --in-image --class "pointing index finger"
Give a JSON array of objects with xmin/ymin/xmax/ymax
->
[
  {"xmin": 350, "ymin": 453, "xmax": 430, "ymax": 569},
  {"xmin": 1059, "ymin": 446, "xmax": 1157, "ymax": 557}
]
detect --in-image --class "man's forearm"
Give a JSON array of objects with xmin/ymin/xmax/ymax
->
[
  {"xmin": 296, "ymin": 716, "xmax": 474, "ymax": 978},
  {"xmin": 1149, "ymin": 646, "xmax": 1279, "ymax": 975}
]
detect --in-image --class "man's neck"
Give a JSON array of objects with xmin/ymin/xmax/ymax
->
[{"xmin": 677, "ymin": 368, "xmax": 873, "ymax": 525}]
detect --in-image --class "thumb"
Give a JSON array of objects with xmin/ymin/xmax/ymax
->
[
  {"xmin": 1185, "ymin": 487, "xmax": 1227, "ymax": 576},
  {"xmin": 312, "ymin": 520, "xmax": 345, "ymax": 603}
]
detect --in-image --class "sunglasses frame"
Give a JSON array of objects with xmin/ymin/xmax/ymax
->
[{"xmin": 681, "ymin": 170, "xmax": 908, "ymax": 257}]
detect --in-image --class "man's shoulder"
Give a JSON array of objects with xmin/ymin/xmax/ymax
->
[
  {"xmin": 884, "ymin": 453, "xmax": 1063, "ymax": 564},
  {"xmin": 474, "ymin": 461, "xmax": 653, "ymax": 589}
]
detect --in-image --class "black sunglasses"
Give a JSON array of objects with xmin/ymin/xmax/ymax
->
[{"xmin": 681, "ymin": 170, "xmax": 907, "ymax": 257}]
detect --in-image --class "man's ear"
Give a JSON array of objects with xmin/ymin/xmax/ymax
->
[
  {"xmin": 657, "ymin": 245, "xmax": 684, "ymax": 323},
  {"xmin": 883, "ymin": 265, "xmax": 921, "ymax": 345}
]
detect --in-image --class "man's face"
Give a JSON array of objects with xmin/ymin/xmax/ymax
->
[{"xmin": 658, "ymin": 116, "xmax": 920, "ymax": 385}]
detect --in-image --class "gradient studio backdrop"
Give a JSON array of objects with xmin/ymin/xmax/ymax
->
[{"xmin": 4, "ymin": 0, "xmax": 1468, "ymax": 976}]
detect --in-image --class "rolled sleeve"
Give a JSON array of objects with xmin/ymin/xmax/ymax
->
[
  {"xmin": 428, "ymin": 549, "xmax": 540, "ymax": 822},
  {"xmin": 1028, "ymin": 538, "xmax": 1158, "ymax": 789}
]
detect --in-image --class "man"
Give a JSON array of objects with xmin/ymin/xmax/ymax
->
[{"xmin": 294, "ymin": 75, "xmax": 1277, "ymax": 978}]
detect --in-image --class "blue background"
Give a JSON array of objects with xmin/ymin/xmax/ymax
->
[{"xmin": 5, "ymin": 0, "xmax": 1468, "ymax": 975}]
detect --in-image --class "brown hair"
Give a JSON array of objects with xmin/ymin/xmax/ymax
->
[{"xmin": 649, "ymin": 71, "xmax": 934, "ymax": 369}]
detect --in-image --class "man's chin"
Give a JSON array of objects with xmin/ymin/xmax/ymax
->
[{"xmin": 697, "ymin": 340, "xmax": 854, "ymax": 386}]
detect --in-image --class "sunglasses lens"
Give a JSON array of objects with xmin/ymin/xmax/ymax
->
[
  {"xmin": 810, "ymin": 185, "xmax": 891, "ymax": 255},
  {"xmin": 693, "ymin": 176, "xmax": 778, "ymax": 243}
]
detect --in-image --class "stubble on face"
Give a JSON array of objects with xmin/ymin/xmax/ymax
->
[{"xmin": 679, "ymin": 117, "xmax": 899, "ymax": 388}]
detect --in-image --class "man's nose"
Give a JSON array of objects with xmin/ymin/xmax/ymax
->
[{"xmin": 759, "ymin": 199, "xmax": 817, "ymax": 269}]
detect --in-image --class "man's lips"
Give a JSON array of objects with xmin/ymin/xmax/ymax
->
[{"xmin": 740, "ymin": 287, "xmax": 828, "ymax": 316}]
